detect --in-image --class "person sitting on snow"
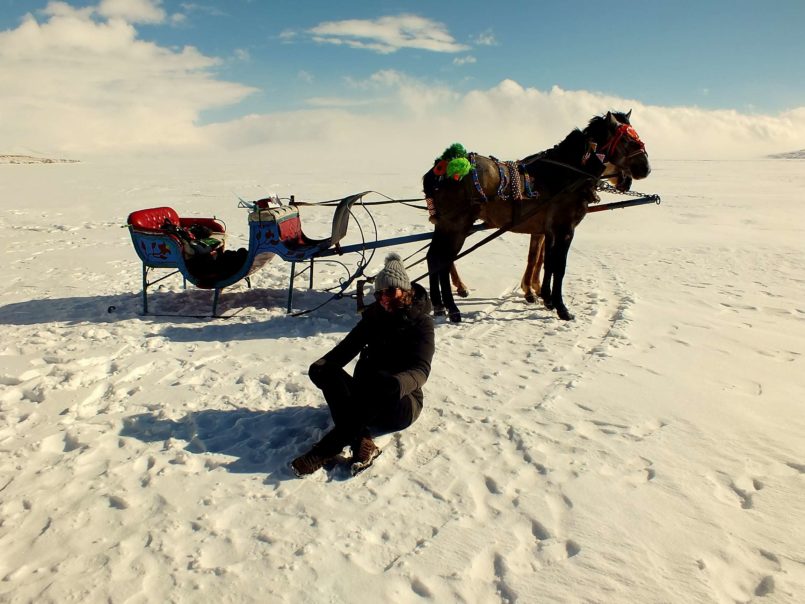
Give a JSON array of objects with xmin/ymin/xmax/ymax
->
[{"xmin": 291, "ymin": 253, "xmax": 435, "ymax": 477}]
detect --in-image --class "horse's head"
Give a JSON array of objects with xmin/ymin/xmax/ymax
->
[{"xmin": 586, "ymin": 111, "xmax": 651, "ymax": 189}]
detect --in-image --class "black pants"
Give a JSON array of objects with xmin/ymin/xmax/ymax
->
[{"xmin": 308, "ymin": 361, "xmax": 422, "ymax": 455}]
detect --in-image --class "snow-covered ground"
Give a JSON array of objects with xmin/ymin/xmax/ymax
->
[{"xmin": 1, "ymin": 157, "xmax": 803, "ymax": 603}]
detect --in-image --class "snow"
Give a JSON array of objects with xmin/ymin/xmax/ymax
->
[{"xmin": 1, "ymin": 157, "xmax": 804, "ymax": 603}]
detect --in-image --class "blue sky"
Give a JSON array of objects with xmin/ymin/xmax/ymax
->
[
  {"xmin": 211, "ymin": 0, "xmax": 800, "ymax": 117},
  {"xmin": 1, "ymin": 0, "xmax": 804, "ymax": 157}
]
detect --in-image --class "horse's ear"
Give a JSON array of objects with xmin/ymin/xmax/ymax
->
[
  {"xmin": 607, "ymin": 111, "xmax": 620, "ymax": 128},
  {"xmin": 626, "ymin": 109, "xmax": 632, "ymax": 121}
]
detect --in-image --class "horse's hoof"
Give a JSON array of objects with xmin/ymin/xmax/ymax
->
[
  {"xmin": 540, "ymin": 297, "xmax": 554, "ymax": 311},
  {"xmin": 456, "ymin": 288, "xmax": 469, "ymax": 298},
  {"xmin": 448, "ymin": 309, "xmax": 462, "ymax": 323},
  {"xmin": 524, "ymin": 292, "xmax": 536, "ymax": 304},
  {"xmin": 433, "ymin": 305, "xmax": 446, "ymax": 317},
  {"xmin": 557, "ymin": 307, "xmax": 575, "ymax": 321}
]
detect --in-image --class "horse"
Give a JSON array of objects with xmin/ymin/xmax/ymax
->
[
  {"xmin": 452, "ymin": 172, "xmax": 632, "ymax": 304},
  {"xmin": 423, "ymin": 111, "xmax": 651, "ymax": 323}
]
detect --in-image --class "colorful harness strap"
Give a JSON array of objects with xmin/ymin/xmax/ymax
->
[
  {"xmin": 488, "ymin": 156, "xmax": 508, "ymax": 199},
  {"xmin": 499, "ymin": 158, "xmax": 539, "ymax": 201},
  {"xmin": 426, "ymin": 197, "xmax": 437, "ymax": 220},
  {"xmin": 470, "ymin": 153, "xmax": 488, "ymax": 203},
  {"xmin": 519, "ymin": 163, "xmax": 538, "ymax": 199},
  {"xmin": 468, "ymin": 152, "xmax": 539, "ymax": 204}
]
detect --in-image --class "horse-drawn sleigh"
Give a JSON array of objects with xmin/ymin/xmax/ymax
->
[{"xmin": 125, "ymin": 111, "xmax": 658, "ymax": 319}]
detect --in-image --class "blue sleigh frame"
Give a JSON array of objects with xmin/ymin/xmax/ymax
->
[{"xmin": 127, "ymin": 192, "xmax": 375, "ymax": 316}]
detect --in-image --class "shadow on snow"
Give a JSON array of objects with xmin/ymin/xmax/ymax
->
[
  {"xmin": 120, "ymin": 405, "xmax": 334, "ymax": 484},
  {"xmin": 0, "ymin": 286, "xmax": 359, "ymax": 339}
]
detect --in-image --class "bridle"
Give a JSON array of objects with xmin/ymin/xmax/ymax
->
[
  {"xmin": 595, "ymin": 123, "xmax": 647, "ymax": 187},
  {"xmin": 523, "ymin": 119, "xmax": 648, "ymax": 184},
  {"xmin": 599, "ymin": 123, "xmax": 647, "ymax": 163}
]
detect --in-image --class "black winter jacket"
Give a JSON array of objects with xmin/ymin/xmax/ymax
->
[{"xmin": 320, "ymin": 283, "xmax": 435, "ymax": 404}]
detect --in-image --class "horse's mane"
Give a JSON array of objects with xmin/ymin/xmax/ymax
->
[
  {"xmin": 582, "ymin": 111, "xmax": 630, "ymax": 141},
  {"xmin": 521, "ymin": 128, "xmax": 598, "ymax": 191},
  {"xmin": 546, "ymin": 129, "xmax": 587, "ymax": 162},
  {"xmin": 521, "ymin": 111, "xmax": 631, "ymax": 191}
]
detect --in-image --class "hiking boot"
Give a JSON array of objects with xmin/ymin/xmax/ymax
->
[
  {"xmin": 350, "ymin": 436, "xmax": 381, "ymax": 476},
  {"xmin": 290, "ymin": 429, "xmax": 347, "ymax": 477},
  {"xmin": 290, "ymin": 449, "xmax": 333, "ymax": 477}
]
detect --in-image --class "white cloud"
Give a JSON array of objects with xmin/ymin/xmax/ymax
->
[
  {"xmin": 97, "ymin": 0, "xmax": 166, "ymax": 24},
  {"xmin": 41, "ymin": 1, "xmax": 94, "ymax": 19},
  {"xmin": 307, "ymin": 14, "xmax": 470, "ymax": 54},
  {"xmin": 474, "ymin": 29, "xmax": 496, "ymax": 46},
  {"xmin": 0, "ymin": 2, "xmax": 255, "ymax": 154},
  {"xmin": 179, "ymin": 3, "xmax": 227, "ymax": 18},
  {"xmin": 453, "ymin": 55, "xmax": 477, "ymax": 66},
  {"xmin": 202, "ymin": 77, "xmax": 805, "ymax": 169},
  {"xmin": 304, "ymin": 97, "xmax": 377, "ymax": 108}
]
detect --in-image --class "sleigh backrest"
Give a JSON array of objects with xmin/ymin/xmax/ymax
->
[{"xmin": 127, "ymin": 206, "xmax": 181, "ymax": 232}]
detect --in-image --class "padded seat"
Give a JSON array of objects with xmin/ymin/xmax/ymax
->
[{"xmin": 128, "ymin": 206, "xmax": 181, "ymax": 231}]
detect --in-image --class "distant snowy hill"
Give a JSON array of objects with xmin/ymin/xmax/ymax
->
[
  {"xmin": 0, "ymin": 154, "xmax": 79, "ymax": 164},
  {"xmin": 767, "ymin": 149, "xmax": 805, "ymax": 159}
]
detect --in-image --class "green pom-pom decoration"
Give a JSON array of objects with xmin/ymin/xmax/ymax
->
[
  {"xmin": 446, "ymin": 157, "xmax": 471, "ymax": 180},
  {"xmin": 441, "ymin": 143, "xmax": 467, "ymax": 162}
]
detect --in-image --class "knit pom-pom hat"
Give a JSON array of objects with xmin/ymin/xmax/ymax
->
[{"xmin": 374, "ymin": 252, "xmax": 411, "ymax": 291}]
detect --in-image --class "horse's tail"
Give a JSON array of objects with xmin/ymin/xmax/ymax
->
[
  {"xmin": 422, "ymin": 166, "xmax": 439, "ymax": 199},
  {"xmin": 423, "ymin": 168, "xmax": 439, "ymax": 224}
]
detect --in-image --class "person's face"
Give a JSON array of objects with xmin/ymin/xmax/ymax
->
[{"xmin": 374, "ymin": 287, "xmax": 404, "ymax": 312}]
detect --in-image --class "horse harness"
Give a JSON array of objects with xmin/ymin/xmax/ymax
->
[
  {"xmin": 468, "ymin": 123, "xmax": 644, "ymax": 202},
  {"xmin": 468, "ymin": 152, "xmax": 541, "ymax": 205},
  {"xmin": 426, "ymin": 121, "xmax": 645, "ymax": 225}
]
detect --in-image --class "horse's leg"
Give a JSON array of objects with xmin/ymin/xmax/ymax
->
[
  {"xmin": 520, "ymin": 233, "xmax": 543, "ymax": 303},
  {"xmin": 450, "ymin": 264, "xmax": 470, "ymax": 297},
  {"xmin": 439, "ymin": 267, "xmax": 459, "ymax": 322},
  {"xmin": 439, "ymin": 233, "xmax": 468, "ymax": 323},
  {"xmin": 533, "ymin": 234, "xmax": 545, "ymax": 294},
  {"xmin": 549, "ymin": 229, "xmax": 575, "ymax": 321},
  {"xmin": 426, "ymin": 232, "xmax": 447, "ymax": 316},
  {"xmin": 539, "ymin": 233, "xmax": 555, "ymax": 310}
]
